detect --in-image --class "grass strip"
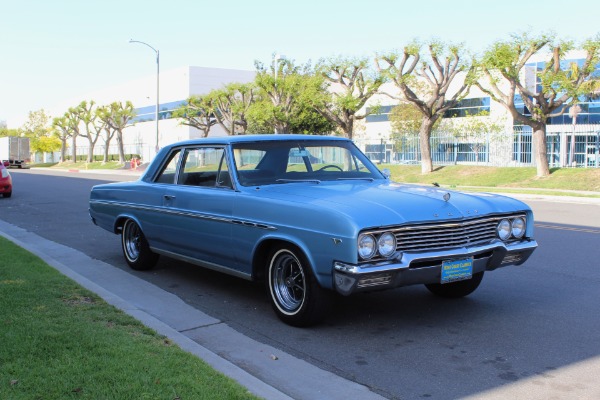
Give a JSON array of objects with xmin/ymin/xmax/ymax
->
[
  {"xmin": 0, "ymin": 237, "xmax": 260, "ymax": 400},
  {"xmin": 384, "ymin": 165, "xmax": 600, "ymax": 193}
]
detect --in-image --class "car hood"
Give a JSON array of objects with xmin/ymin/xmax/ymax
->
[{"xmin": 254, "ymin": 181, "xmax": 530, "ymax": 228}]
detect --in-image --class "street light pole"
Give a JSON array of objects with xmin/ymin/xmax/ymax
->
[
  {"xmin": 129, "ymin": 39, "xmax": 160, "ymax": 156},
  {"xmin": 273, "ymin": 54, "xmax": 286, "ymax": 134}
]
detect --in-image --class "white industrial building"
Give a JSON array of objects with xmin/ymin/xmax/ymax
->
[{"xmin": 48, "ymin": 66, "xmax": 255, "ymax": 162}]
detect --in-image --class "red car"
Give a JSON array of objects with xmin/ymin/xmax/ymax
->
[{"xmin": 1, "ymin": 162, "xmax": 12, "ymax": 198}]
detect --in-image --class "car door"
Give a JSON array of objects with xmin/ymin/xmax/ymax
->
[{"xmin": 159, "ymin": 146, "xmax": 236, "ymax": 269}]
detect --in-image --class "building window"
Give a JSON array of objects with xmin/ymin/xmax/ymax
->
[
  {"xmin": 132, "ymin": 100, "xmax": 187, "ymax": 123},
  {"xmin": 443, "ymin": 97, "xmax": 490, "ymax": 118},
  {"xmin": 366, "ymin": 98, "xmax": 491, "ymax": 123}
]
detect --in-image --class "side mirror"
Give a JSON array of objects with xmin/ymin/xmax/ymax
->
[{"xmin": 382, "ymin": 168, "xmax": 391, "ymax": 179}]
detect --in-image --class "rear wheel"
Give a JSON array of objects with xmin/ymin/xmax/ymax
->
[
  {"xmin": 121, "ymin": 219, "xmax": 158, "ymax": 271},
  {"xmin": 2, "ymin": 191, "xmax": 11, "ymax": 198},
  {"xmin": 267, "ymin": 245, "xmax": 330, "ymax": 327},
  {"xmin": 425, "ymin": 271, "xmax": 484, "ymax": 298}
]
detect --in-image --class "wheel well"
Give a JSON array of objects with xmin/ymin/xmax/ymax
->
[
  {"xmin": 252, "ymin": 239, "xmax": 306, "ymax": 282},
  {"xmin": 114, "ymin": 216, "xmax": 129, "ymax": 234}
]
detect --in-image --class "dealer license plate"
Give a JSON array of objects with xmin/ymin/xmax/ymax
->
[{"xmin": 441, "ymin": 258, "xmax": 473, "ymax": 284}]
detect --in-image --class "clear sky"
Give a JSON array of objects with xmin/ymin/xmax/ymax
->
[{"xmin": 1, "ymin": 0, "xmax": 598, "ymax": 125}]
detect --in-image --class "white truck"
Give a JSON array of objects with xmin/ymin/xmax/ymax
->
[{"xmin": 0, "ymin": 137, "xmax": 30, "ymax": 168}]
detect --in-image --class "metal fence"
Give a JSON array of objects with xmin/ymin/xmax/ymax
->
[
  {"xmin": 64, "ymin": 124, "xmax": 600, "ymax": 169},
  {"xmin": 355, "ymin": 124, "xmax": 600, "ymax": 168}
]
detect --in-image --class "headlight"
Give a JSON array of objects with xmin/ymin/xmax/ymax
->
[
  {"xmin": 377, "ymin": 232, "xmax": 396, "ymax": 258},
  {"xmin": 511, "ymin": 217, "xmax": 526, "ymax": 238},
  {"xmin": 358, "ymin": 234, "xmax": 376, "ymax": 259},
  {"xmin": 497, "ymin": 219, "xmax": 511, "ymax": 241}
]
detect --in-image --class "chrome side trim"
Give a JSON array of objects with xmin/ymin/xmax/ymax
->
[
  {"xmin": 90, "ymin": 199, "xmax": 277, "ymax": 230},
  {"xmin": 151, "ymin": 247, "xmax": 253, "ymax": 280}
]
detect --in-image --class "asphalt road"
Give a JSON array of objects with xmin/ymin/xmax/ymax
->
[{"xmin": 2, "ymin": 168, "xmax": 600, "ymax": 399}]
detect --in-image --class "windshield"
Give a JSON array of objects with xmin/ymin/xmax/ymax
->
[{"xmin": 232, "ymin": 140, "xmax": 384, "ymax": 186}]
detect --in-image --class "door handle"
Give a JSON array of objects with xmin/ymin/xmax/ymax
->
[{"xmin": 163, "ymin": 195, "xmax": 176, "ymax": 201}]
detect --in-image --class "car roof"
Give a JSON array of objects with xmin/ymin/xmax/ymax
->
[{"xmin": 168, "ymin": 134, "xmax": 350, "ymax": 147}]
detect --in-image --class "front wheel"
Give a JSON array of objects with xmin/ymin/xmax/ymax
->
[
  {"xmin": 425, "ymin": 271, "xmax": 484, "ymax": 298},
  {"xmin": 121, "ymin": 219, "xmax": 159, "ymax": 271},
  {"xmin": 267, "ymin": 245, "xmax": 330, "ymax": 327}
]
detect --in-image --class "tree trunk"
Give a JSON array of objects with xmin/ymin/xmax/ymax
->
[
  {"xmin": 87, "ymin": 143, "xmax": 94, "ymax": 163},
  {"xmin": 344, "ymin": 117, "xmax": 354, "ymax": 140},
  {"xmin": 419, "ymin": 118, "xmax": 435, "ymax": 174},
  {"xmin": 116, "ymin": 131, "xmax": 126, "ymax": 163},
  {"xmin": 532, "ymin": 125, "xmax": 551, "ymax": 177},
  {"xmin": 71, "ymin": 135, "xmax": 77, "ymax": 162},
  {"xmin": 103, "ymin": 145, "xmax": 109, "ymax": 163},
  {"xmin": 61, "ymin": 138, "xmax": 67, "ymax": 162}
]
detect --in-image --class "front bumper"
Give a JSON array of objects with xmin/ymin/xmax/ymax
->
[{"xmin": 333, "ymin": 239, "xmax": 537, "ymax": 296}]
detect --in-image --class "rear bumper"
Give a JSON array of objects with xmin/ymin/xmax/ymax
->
[{"xmin": 333, "ymin": 239, "xmax": 537, "ymax": 296}]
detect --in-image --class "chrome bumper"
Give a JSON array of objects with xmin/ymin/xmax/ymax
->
[{"xmin": 333, "ymin": 239, "xmax": 538, "ymax": 296}]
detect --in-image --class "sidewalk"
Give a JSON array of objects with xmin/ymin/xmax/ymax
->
[{"xmin": 0, "ymin": 219, "xmax": 385, "ymax": 400}]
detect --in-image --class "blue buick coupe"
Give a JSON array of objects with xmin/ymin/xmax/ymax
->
[{"xmin": 89, "ymin": 135, "xmax": 538, "ymax": 326}]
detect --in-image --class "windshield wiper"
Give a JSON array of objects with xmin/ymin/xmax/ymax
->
[{"xmin": 275, "ymin": 179, "xmax": 321, "ymax": 184}]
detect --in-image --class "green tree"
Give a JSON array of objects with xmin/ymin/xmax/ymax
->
[
  {"xmin": 0, "ymin": 127, "xmax": 20, "ymax": 137},
  {"xmin": 313, "ymin": 56, "xmax": 384, "ymax": 139},
  {"xmin": 73, "ymin": 101, "xmax": 104, "ymax": 163},
  {"xmin": 172, "ymin": 96, "xmax": 216, "ymax": 137},
  {"xmin": 476, "ymin": 32, "xmax": 600, "ymax": 177},
  {"xmin": 389, "ymin": 102, "xmax": 433, "ymax": 153},
  {"xmin": 389, "ymin": 102, "xmax": 425, "ymax": 136},
  {"xmin": 208, "ymin": 83, "xmax": 257, "ymax": 135},
  {"xmin": 98, "ymin": 101, "xmax": 136, "ymax": 163},
  {"xmin": 64, "ymin": 106, "xmax": 83, "ymax": 162},
  {"xmin": 51, "ymin": 116, "xmax": 73, "ymax": 162},
  {"xmin": 445, "ymin": 110, "xmax": 505, "ymax": 163},
  {"xmin": 377, "ymin": 41, "xmax": 476, "ymax": 174},
  {"xmin": 35, "ymin": 136, "xmax": 62, "ymax": 156},
  {"xmin": 253, "ymin": 57, "xmax": 310, "ymax": 134},
  {"xmin": 20, "ymin": 109, "xmax": 57, "ymax": 156}
]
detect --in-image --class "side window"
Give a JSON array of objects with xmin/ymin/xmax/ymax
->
[
  {"xmin": 154, "ymin": 149, "xmax": 182, "ymax": 184},
  {"xmin": 178, "ymin": 147, "xmax": 226, "ymax": 188}
]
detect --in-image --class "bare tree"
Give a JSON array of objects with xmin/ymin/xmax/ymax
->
[
  {"xmin": 172, "ymin": 96, "xmax": 216, "ymax": 137},
  {"xmin": 208, "ymin": 83, "xmax": 256, "ymax": 135},
  {"xmin": 476, "ymin": 32, "xmax": 600, "ymax": 176},
  {"xmin": 377, "ymin": 41, "xmax": 476, "ymax": 173},
  {"xmin": 254, "ymin": 57, "xmax": 307, "ymax": 134},
  {"xmin": 314, "ymin": 56, "xmax": 384, "ymax": 139},
  {"xmin": 73, "ymin": 101, "xmax": 103, "ymax": 163},
  {"xmin": 64, "ymin": 107, "xmax": 83, "ymax": 162},
  {"xmin": 99, "ymin": 101, "xmax": 136, "ymax": 162},
  {"xmin": 51, "ymin": 116, "xmax": 72, "ymax": 162}
]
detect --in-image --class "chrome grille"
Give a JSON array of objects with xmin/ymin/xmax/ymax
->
[{"xmin": 391, "ymin": 214, "xmax": 526, "ymax": 253}]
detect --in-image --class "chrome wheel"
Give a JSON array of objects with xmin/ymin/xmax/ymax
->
[
  {"xmin": 270, "ymin": 249, "xmax": 306, "ymax": 314},
  {"xmin": 121, "ymin": 219, "xmax": 158, "ymax": 271},
  {"xmin": 123, "ymin": 219, "xmax": 141, "ymax": 263},
  {"xmin": 267, "ymin": 245, "xmax": 331, "ymax": 327}
]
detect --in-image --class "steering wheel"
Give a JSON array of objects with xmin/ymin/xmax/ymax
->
[{"xmin": 317, "ymin": 164, "xmax": 343, "ymax": 172}]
